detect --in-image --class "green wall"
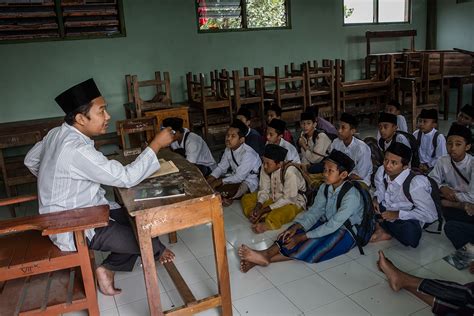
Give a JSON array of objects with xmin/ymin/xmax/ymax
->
[
  {"xmin": 0, "ymin": 0, "xmax": 427, "ymax": 126},
  {"xmin": 436, "ymin": 0, "xmax": 473, "ymax": 108}
]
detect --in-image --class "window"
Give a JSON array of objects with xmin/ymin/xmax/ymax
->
[
  {"xmin": 0, "ymin": 0, "xmax": 125, "ymax": 44},
  {"xmin": 344, "ymin": 0, "xmax": 410, "ymax": 25},
  {"xmin": 196, "ymin": 0, "xmax": 290, "ymax": 32}
]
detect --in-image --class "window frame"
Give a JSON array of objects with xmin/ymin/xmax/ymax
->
[
  {"xmin": 0, "ymin": 0, "xmax": 126, "ymax": 45},
  {"xmin": 343, "ymin": 0, "xmax": 411, "ymax": 26},
  {"xmin": 196, "ymin": 0, "xmax": 291, "ymax": 33}
]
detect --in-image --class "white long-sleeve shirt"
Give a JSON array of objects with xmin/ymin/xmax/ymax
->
[
  {"xmin": 300, "ymin": 130, "xmax": 332, "ymax": 164},
  {"xmin": 413, "ymin": 128, "xmax": 447, "ymax": 168},
  {"xmin": 374, "ymin": 166, "xmax": 438, "ymax": 226},
  {"xmin": 429, "ymin": 154, "xmax": 474, "ymax": 204},
  {"xmin": 170, "ymin": 128, "xmax": 216, "ymax": 168},
  {"xmin": 329, "ymin": 137, "xmax": 373, "ymax": 186},
  {"xmin": 24, "ymin": 123, "xmax": 160, "ymax": 251},
  {"xmin": 210, "ymin": 143, "xmax": 261, "ymax": 192},
  {"xmin": 257, "ymin": 165, "xmax": 306, "ymax": 210},
  {"xmin": 269, "ymin": 138, "xmax": 300, "ymax": 163}
]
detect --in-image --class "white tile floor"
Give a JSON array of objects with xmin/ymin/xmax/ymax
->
[{"xmin": 63, "ymin": 200, "xmax": 473, "ymax": 316}]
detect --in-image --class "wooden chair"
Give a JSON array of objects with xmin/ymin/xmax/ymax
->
[
  {"xmin": 0, "ymin": 195, "xmax": 109, "ymax": 316},
  {"xmin": 302, "ymin": 60, "xmax": 335, "ymax": 121},
  {"xmin": 186, "ymin": 70, "xmax": 232, "ymax": 140},
  {"xmin": 230, "ymin": 67, "xmax": 265, "ymax": 120},
  {"xmin": 116, "ymin": 117, "xmax": 158, "ymax": 156},
  {"xmin": 0, "ymin": 131, "xmax": 41, "ymax": 217},
  {"xmin": 124, "ymin": 71, "xmax": 172, "ymax": 118}
]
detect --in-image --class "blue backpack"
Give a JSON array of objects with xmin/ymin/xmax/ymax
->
[{"xmin": 324, "ymin": 181, "xmax": 376, "ymax": 255}]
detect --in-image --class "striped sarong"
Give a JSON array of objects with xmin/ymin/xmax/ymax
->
[{"xmin": 277, "ymin": 221, "xmax": 355, "ymax": 263}]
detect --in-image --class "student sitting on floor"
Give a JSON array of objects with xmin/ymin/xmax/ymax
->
[
  {"xmin": 162, "ymin": 117, "xmax": 216, "ymax": 177},
  {"xmin": 241, "ymin": 144, "xmax": 306, "ymax": 234},
  {"xmin": 413, "ymin": 109, "xmax": 447, "ymax": 173},
  {"xmin": 206, "ymin": 120, "xmax": 261, "ymax": 206},
  {"xmin": 263, "ymin": 103, "xmax": 294, "ymax": 145},
  {"xmin": 24, "ymin": 79, "xmax": 176, "ymax": 296},
  {"xmin": 266, "ymin": 118, "xmax": 301, "ymax": 163},
  {"xmin": 456, "ymin": 104, "xmax": 474, "ymax": 128},
  {"xmin": 306, "ymin": 105, "xmax": 338, "ymax": 136},
  {"xmin": 428, "ymin": 123, "xmax": 474, "ymax": 251},
  {"xmin": 328, "ymin": 112, "xmax": 372, "ymax": 186},
  {"xmin": 384, "ymin": 99, "xmax": 408, "ymax": 132},
  {"xmin": 371, "ymin": 142, "xmax": 438, "ymax": 248},
  {"xmin": 377, "ymin": 112, "xmax": 411, "ymax": 152},
  {"xmin": 377, "ymin": 250, "xmax": 473, "ymax": 316},
  {"xmin": 238, "ymin": 150, "xmax": 364, "ymax": 272},
  {"xmin": 235, "ymin": 107, "xmax": 265, "ymax": 155},
  {"xmin": 298, "ymin": 111, "xmax": 332, "ymax": 174}
]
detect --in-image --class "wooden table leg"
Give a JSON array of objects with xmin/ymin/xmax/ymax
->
[
  {"xmin": 168, "ymin": 231, "xmax": 178, "ymax": 244},
  {"xmin": 444, "ymin": 79, "xmax": 450, "ymax": 121},
  {"xmin": 211, "ymin": 199, "xmax": 232, "ymax": 316},
  {"xmin": 136, "ymin": 216, "xmax": 164, "ymax": 316},
  {"xmin": 457, "ymin": 83, "xmax": 464, "ymax": 115}
]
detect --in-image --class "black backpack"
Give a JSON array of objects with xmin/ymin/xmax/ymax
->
[
  {"xmin": 416, "ymin": 130, "xmax": 440, "ymax": 159},
  {"xmin": 383, "ymin": 171, "xmax": 443, "ymax": 234},
  {"xmin": 377, "ymin": 131, "xmax": 421, "ymax": 168},
  {"xmin": 323, "ymin": 181, "xmax": 376, "ymax": 255},
  {"xmin": 173, "ymin": 131, "xmax": 190, "ymax": 158}
]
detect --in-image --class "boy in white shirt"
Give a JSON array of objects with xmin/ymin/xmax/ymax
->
[
  {"xmin": 266, "ymin": 118, "xmax": 301, "ymax": 163},
  {"xmin": 385, "ymin": 99, "xmax": 408, "ymax": 132}
]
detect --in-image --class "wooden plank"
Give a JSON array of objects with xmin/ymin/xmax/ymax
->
[
  {"xmin": 0, "ymin": 23, "xmax": 58, "ymax": 31},
  {"xmin": 366, "ymin": 30, "xmax": 417, "ymax": 38},
  {"xmin": 165, "ymin": 295, "xmax": 222, "ymax": 316},
  {"xmin": 0, "ymin": 277, "xmax": 26, "ymax": 315},
  {"xmin": 163, "ymin": 262, "xmax": 196, "ymax": 305},
  {"xmin": 64, "ymin": 19, "xmax": 119, "ymax": 27}
]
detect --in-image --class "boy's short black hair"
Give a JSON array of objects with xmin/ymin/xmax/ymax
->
[
  {"xmin": 64, "ymin": 102, "xmax": 93, "ymax": 125},
  {"xmin": 460, "ymin": 104, "xmax": 474, "ymax": 119},
  {"xmin": 162, "ymin": 117, "xmax": 185, "ymax": 133},
  {"xmin": 387, "ymin": 99, "xmax": 401, "ymax": 110},
  {"xmin": 230, "ymin": 120, "xmax": 248, "ymax": 138},
  {"xmin": 265, "ymin": 103, "xmax": 282, "ymax": 117},
  {"xmin": 236, "ymin": 107, "xmax": 252, "ymax": 121}
]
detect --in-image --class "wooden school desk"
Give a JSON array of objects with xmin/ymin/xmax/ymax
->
[{"xmin": 114, "ymin": 150, "xmax": 232, "ymax": 315}]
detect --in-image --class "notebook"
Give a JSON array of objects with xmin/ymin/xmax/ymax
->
[{"xmin": 148, "ymin": 159, "xmax": 179, "ymax": 178}]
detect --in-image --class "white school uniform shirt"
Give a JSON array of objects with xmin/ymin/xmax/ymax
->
[
  {"xmin": 378, "ymin": 133, "xmax": 411, "ymax": 151},
  {"xmin": 210, "ymin": 143, "xmax": 261, "ymax": 192},
  {"xmin": 374, "ymin": 166, "xmax": 438, "ymax": 226},
  {"xmin": 24, "ymin": 123, "xmax": 160, "ymax": 251},
  {"xmin": 329, "ymin": 137, "xmax": 372, "ymax": 186},
  {"xmin": 413, "ymin": 128, "xmax": 447, "ymax": 168},
  {"xmin": 170, "ymin": 128, "xmax": 216, "ymax": 169},
  {"xmin": 271, "ymin": 138, "xmax": 301, "ymax": 163},
  {"xmin": 429, "ymin": 154, "xmax": 474, "ymax": 204}
]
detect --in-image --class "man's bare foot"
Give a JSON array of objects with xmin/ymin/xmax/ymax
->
[
  {"xmin": 96, "ymin": 266, "xmax": 122, "ymax": 296},
  {"xmin": 370, "ymin": 224, "xmax": 392, "ymax": 243},
  {"xmin": 240, "ymin": 260, "xmax": 256, "ymax": 273},
  {"xmin": 159, "ymin": 248, "xmax": 175, "ymax": 264},
  {"xmin": 238, "ymin": 244, "xmax": 270, "ymax": 267},
  {"xmin": 222, "ymin": 198, "xmax": 233, "ymax": 207},
  {"xmin": 251, "ymin": 222, "xmax": 269, "ymax": 234},
  {"xmin": 377, "ymin": 250, "xmax": 404, "ymax": 292}
]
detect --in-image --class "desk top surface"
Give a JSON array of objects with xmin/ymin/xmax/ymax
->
[{"xmin": 115, "ymin": 149, "xmax": 215, "ymax": 216}]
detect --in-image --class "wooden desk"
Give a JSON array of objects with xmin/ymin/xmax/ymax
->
[
  {"xmin": 144, "ymin": 106, "xmax": 190, "ymax": 128},
  {"xmin": 114, "ymin": 150, "xmax": 232, "ymax": 316}
]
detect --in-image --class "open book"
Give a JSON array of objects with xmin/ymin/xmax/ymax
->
[
  {"xmin": 148, "ymin": 159, "xmax": 179, "ymax": 178},
  {"xmin": 134, "ymin": 183, "xmax": 185, "ymax": 202}
]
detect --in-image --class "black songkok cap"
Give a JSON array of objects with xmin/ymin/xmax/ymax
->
[
  {"xmin": 340, "ymin": 112, "xmax": 358, "ymax": 128},
  {"xmin": 162, "ymin": 117, "xmax": 183, "ymax": 131},
  {"xmin": 230, "ymin": 119, "xmax": 249, "ymax": 137},
  {"xmin": 300, "ymin": 111, "xmax": 315, "ymax": 122},
  {"xmin": 386, "ymin": 142, "xmax": 412, "ymax": 162},
  {"xmin": 55, "ymin": 78, "xmax": 101, "ymax": 115},
  {"xmin": 237, "ymin": 107, "xmax": 252, "ymax": 120},
  {"xmin": 268, "ymin": 119, "xmax": 286, "ymax": 135},
  {"xmin": 419, "ymin": 109, "xmax": 438, "ymax": 121},
  {"xmin": 378, "ymin": 112, "xmax": 398, "ymax": 125},
  {"xmin": 460, "ymin": 104, "xmax": 474, "ymax": 119},
  {"xmin": 447, "ymin": 123, "xmax": 472, "ymax": 144},
  {"xmin": 263, "ymin": 144, "xmax": 288, "ymax": 162},
  {"xmin": 387, "ymin": 99, "xmax": 401, "ymax": 110},
  {"xmin": 324, "ymin": 150, "xmax": 355, "ymax": 173}
]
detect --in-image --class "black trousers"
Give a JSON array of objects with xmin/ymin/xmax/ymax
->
[
  {"xmin": 89, "ymin": 208, "xmax": 166, "ymax": 271},
  {"xmin": 379, "ymin": 203, "xmax": 422, "ymax": 248},
  {"xmin": 444, "ymin": 220, "xmax": 474, "ymax": 250},
  {"xmin": 443, "ymin": 206, "xmax": 474, "ymax": 224}
]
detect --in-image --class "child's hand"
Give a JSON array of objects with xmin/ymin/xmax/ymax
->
[
  {"xmin": 381, "ymin": 211, "xmax": 399, "ymax": 221},
  {"xmin": 250, "ymin": 206, "xmax": 269, "ymax": 224},
  {"xmin": 419, "ymin": 164, "xmax": 429, "ymax": 173},
  {"xmin": 284, "ymin": 233, "xmax": 307, "ymax": 249},
  {"xmin": 249, "ymin": 204, "xmax": 263, "ymax": 223},
  {"xmin": 440, "ymin": 186, "xmax": 457, "ymax": 202},
  {"xmin": 278, "ymin": 224, "xmax": 301, "ymax": 243},
  {"xmin": 298, "ymin": 137, "xmax": 307, "ymax": 149}
]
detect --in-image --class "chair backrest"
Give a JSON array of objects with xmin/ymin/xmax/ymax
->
[{"xmin": 116, "ymin": 117, "xmax": 158, "ymax": 156}]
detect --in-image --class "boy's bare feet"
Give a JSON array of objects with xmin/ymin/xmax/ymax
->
[
  {"xmin": 159, "ymin": 248, "xmax": 175, "ymax": 264},
  {"xmin": 96, "ymin": 266, "xmax": 122, "ymax": 296},
  {"xmin": 251, "ymin": 222, "xmax": 269, "ymax": 234},
  {"xmin": 240, "ymin": 260, "xmax": 256, "ymax": 273},
  {"xmin": 238, "ymin": 244, "xmax": 270, "ymax": 267},
  {"xmin": 377, "ymin": 250, "xmax": 404, "ymax": 292},
  {"xmin": 370, "ymin": 223, "xmax": 392, "ymax": 243}
]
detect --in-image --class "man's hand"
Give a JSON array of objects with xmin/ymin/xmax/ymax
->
[
  {"xmin": 284, "ymin": 233, "xmax": 307, "ymax": 250},
  {"xmin": 149, "ymin": 127, "xmax": 175, "ymax": 153},
  {"xmin": 372, "ymin": 197, "xmax": 380, "ymax": 214},
  {"xmin": 278, "ymin": 223, "xmax": 302, "ymax": 243},
  {"xmin": 440, "ymin": 186, "xmax": 457, "ymax": 202},
  {"xmin": 381, "ymin": 210, "xmax": 399, "ymax": 221}
]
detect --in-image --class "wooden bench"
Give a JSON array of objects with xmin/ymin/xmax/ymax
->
[{"xmin": 0, "ymin": 196, "xmax": 109, "ymax": 315}]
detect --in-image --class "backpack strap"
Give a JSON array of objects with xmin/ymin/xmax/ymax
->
[
  {"xmin": 230, "ymin": 149, "xmax": 239, "ymax": 167},
  {"xmin": 431, "ymin": 131, "xmax": 439, "ymax": 158},
  {"xmin": 378, "ymin": 137, "xmax": 386, "ymax": 152},
  {"xmin": 401, "ymin": 171, "xmax": 417, "ymax": 205},
  {"xmin": 450, "ymin": 160, "xmax": 470, "ymax": 185},
  {"xmin": 182, "ymin": 130, "xmax": 190, "ymax": 153}
]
